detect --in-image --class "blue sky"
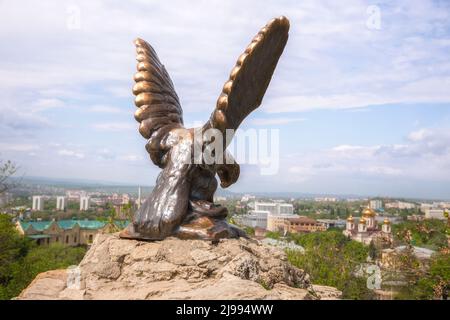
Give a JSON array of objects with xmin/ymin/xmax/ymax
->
[{"xmin": 1, "ymin": 0, "xmax": 450, "ymax": 199}]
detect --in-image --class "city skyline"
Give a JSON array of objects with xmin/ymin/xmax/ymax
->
[{"xmin": 1, "ymin": 0, "xmax": 450, "ymax": 199}]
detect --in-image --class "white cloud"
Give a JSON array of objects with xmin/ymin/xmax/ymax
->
[
  {"xmin": 33, "ymin": 98, "xmax": 65, "ymax": 112},
  {"xmin": 57, "ymin": 149, "xmax": 85, "ymax": 159},
  {"xmin": 282, "ymin": 127, "xmax": 450, "ymax": 183},
  {"xmin": 92, "ymin": 122, "xmax": 135, "ymax": 132},
  {"xmin": 0, "ymin": 143, "xmax": 40, "ymax": 152},
  {"xmin": 0, "ymin": 105, "xmax": 51, "ymax": 138},
  {"xmin": 119, "ymin": 154, "xmax": 144, "ymax": 162},
  {"xmin": 95, "ymin": 148, "xmax": 115, "ymax": 160},
  {"xmin": 250, "ymin": 117, "xmax": 305, "ymax": 126},
  {"xmin": 408, "ymin": 128, "xmax": 432, "ymax": 142},
  {"xmin": 89, "ymin": 105, "xmax": 125, "ymax": 114}
]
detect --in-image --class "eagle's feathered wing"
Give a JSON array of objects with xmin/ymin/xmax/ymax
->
[
  {"xmin": 203, "ymin": 16, "xmax": 290, "ymax": 140},
  {"xmin": 133, "ymin": 38, "xmax": 184, "ymax": 168},
  {"xmin": 132, "ymin": 16, "xmax": 289, "ymax": 166}
]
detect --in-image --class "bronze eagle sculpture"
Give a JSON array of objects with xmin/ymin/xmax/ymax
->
[{"xmin": 119, "ymin": 16, "xmax": 290, "ymax": 241}]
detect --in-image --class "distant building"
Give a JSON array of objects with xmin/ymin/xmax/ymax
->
[
  {"xmin": 420, "ymin": 203, "xmax": 434, "ymax": 213},
  {"xmin": 254, "ymin": 202, "xmax": 294, "ymax": 215},
  {"xmin": 32, "ymin": 196, "xmax": 44, "ymax": 211},
  {"xmin": 385, "ymin": 201, "xmax": 416, "ymax": 210},
  {"xmin": 56, "ymin": 196, "xmax": 67, "ymax": 211},
  {"xmin": 369, "ymin": 199, "xmax": 383, "ymax": 211},
  {"xmin": 237, "ymin": 202, "xmax": 294, "ymax": 230},
  {"xmin": 236, "ymin": 210, "xmax": 268, "ymax": 229},
  {"xmin": 267, "ymin": 215, "xmax": 325, "ymax": 233},
  {"xmin": 287, "ymin": 216, "xmax": 327, "ymax": 233},
  {"xmin": 314, "ymin": 197, "xmax": 337, "ymax": 202},
  {"xmin": 240, "ymin": 194, "xmax": 256, "ymax": 202},
  {"xmin": 80, "ymin": 196, "xmax": 90, "ymax": 211},
  {"xmin": 238, "ymin": 201, "xmax": 325, "ymax": 233},
  {"xmin": 317, "ymin": 218, "xmax": 346, "ymax": 229},
  {"xmin": 424, "ymin": 208, "xmax": 447, "ymax": 220},
  {"xmin": 343, "ymin": 207, "xmax": 393, "ymax": 246},
  {"xmin": 267, "ymin": 213, "xmax": 298, "ymax": 232},
  {"xmin": 16, "ymin": 219, "xmax": 129, "ymax": 246},
  {"xmin": 434, "ymin": 202, "xmax": 450, "ymax": 210}
]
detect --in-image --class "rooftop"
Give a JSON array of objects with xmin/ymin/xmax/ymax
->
[{"xmin": 19, "ymin": 219, "xmax": 129, "ymax": 232}]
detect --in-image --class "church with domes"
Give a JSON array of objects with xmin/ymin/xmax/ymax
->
[{"xmin": 343, "ymin": 207, "xmax": 393, "ymax": 246}]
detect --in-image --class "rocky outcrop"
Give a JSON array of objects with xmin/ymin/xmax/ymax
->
[{"xmin": 17, "ymin": 233, "xmax": 341, "ymax": 300}]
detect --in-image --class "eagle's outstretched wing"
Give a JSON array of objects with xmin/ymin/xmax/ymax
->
[
  {"xmin": 203, "ymin": 16, "xmax": 289, "ymax": 140},
  {"xmin": 133, "ymin": 38, "xmax": 184, "ymax": 168}
]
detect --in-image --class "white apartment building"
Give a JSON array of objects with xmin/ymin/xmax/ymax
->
[
  {"xmin": 32, "ymin": 196, "xmax": 44, "ymax": 211},
  {"xmin": 433, "ymin": 202, "xmax": 450, "ymax": 210},
  {"xmin": 369, "ymin": 199, "xmax": 383, "ymax": 210},
  {"xmin": 385, "ymin": 201, "xmax": 416, "ymax": 210},
  {"xmin": 236, "ymin": 210, "xmax": 268, "ymax": 229},
  {"xmin": 241, "ymin": 194, "xmax": 256, "ymax": 202},
  {"xmin": 420, "ymin": 203, "xmax": 434, "ymax": 213},
  {"xmin": 56, "ymin": 196, "xmax": 67, "ymax": 211},
  {"xmin": 254, "ymin": 202, "xmax": 294, "ymax": 215},
  {"xmin": 80, "ymin": 196, "xmax": 90, "ymax": 211},
  {"xmin": 237, "ymin": 202, "xmax": 295, "ymax": 230},
  {"xmin": 424, "ymin": 208, "xmax": 447, "ymax": 220}
]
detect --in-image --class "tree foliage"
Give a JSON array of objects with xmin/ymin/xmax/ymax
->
[
  {"xmin": 393, "ymin": 220, "xmax": 448, "ymax": 250},
  {"xmin": 0, "ymin": 214, "xmax": 86, "ymax": 300},
  {"xmin": 394, "ymin": 250, "xmax": 450, "ymax": 300},
  {"xmin": 286, "ymin": 231, "xmax": 375, "ymax": 299},
  {"xmin": 0, "ymin": 159, "xmax": 17, "ymax": 194}
]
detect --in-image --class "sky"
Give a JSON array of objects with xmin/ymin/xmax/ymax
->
[{"xmin": 1, "ymin": 0, "xmax": 450, "ymax": 199}]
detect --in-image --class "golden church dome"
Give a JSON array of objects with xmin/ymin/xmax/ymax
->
[
  {"xmin": 347, "ymin": 215, "xmax": 354, "ymax": 222},
  {"xmin": 359, "ymin": 217, "xmax": 366, "ymax": 224},
  {"xmin": 362, "ymin": 207, "xmax": 376, "ymax": 217},
  {"xmin": 383, "ymin": 218, "xmax": 391, "ymax": 224}
]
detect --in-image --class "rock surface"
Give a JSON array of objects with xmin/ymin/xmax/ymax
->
[{"xmin": 17, "ymin": 233, "xmax": 341, "ymax": 300}]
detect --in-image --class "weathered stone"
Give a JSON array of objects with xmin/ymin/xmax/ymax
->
[
  {"xmin": 312, "ymin": 285, "xmax": 343, "ymax": 300},
  {"xmin": 17, "ymin": 233, "xmax": 341, "ymax": 300}
]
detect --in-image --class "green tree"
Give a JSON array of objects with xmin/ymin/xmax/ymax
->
[
  {"xmin": 122, "ymin": 201, "xmax": 134, "ymax": 220},
  {"xmin": 287, "ymin": 231, "xmax": 374, "ymax": 299},
  {"xmin": 393, "ymin": 220, "xmax": 447, "ymax": 250},
  {"xmin": 243, "ymin": 226, "xmax": 255, "ymax": 236},
  {"xmin": 0, "ymin": 159, "xmax": 17, "ymax": 195},
  {"xmin": 368, "ymin": 241, "xmax": 378, "ymax": 261},
  {"xmin": 394, "ymin": 250, "xmax": 450, "ymax": 300},
  {"xmin": 0, "ymin": 214, "xmax": 87, "ymax": 300},
  {"xmin": 3, "ymin": 243, "xmax": 86, "ymax": 299},
  {"xmin": 0, "ymin": 214, "xmax": 30, "ymax": 298},
  {"xmin": 265, "ymin": 231, "xmax": 282, "ymax": 240}
]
